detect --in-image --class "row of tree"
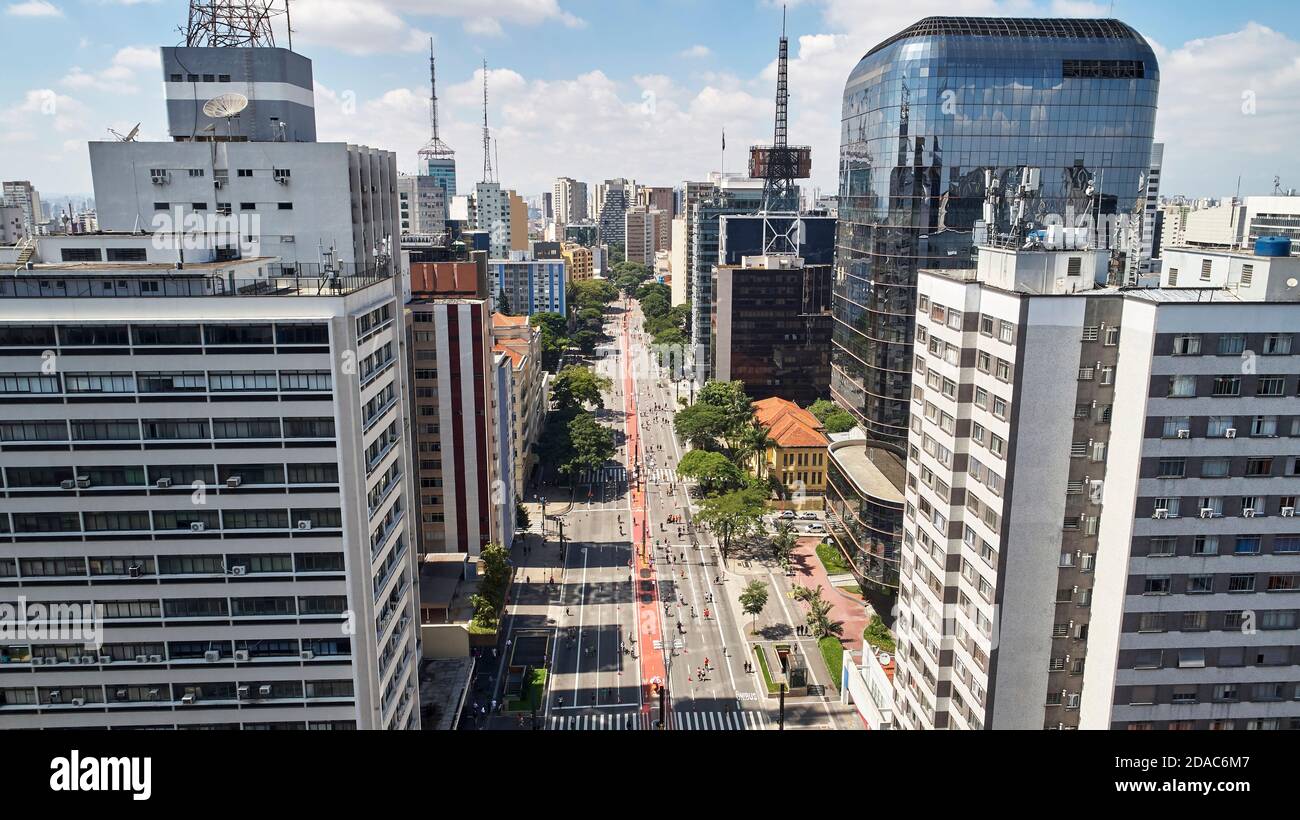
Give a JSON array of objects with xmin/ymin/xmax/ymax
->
[{"xmin": 536, "ymin": 365, "xmax": 617, "ymax": 484}]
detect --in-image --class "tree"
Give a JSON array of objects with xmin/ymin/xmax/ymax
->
[
  {"xmin": 676, "ymin": 449, "xmax": 744, "ymax": 495},
  {"xmin": 696, "ymin": 380, "xmax": 756, "ymax": 450},
  {"xmin": 496, "ymin": 287, "xmax": 512, "ymax": 315},
  {"xmin": 550, "ymin": 365, "xmax": 611, "ymax": 411},
  {"xmin": 572, "ymin": 279, "xmax": 618, "ymax": 312},
  {"xmin": 737, "ymin": 423, "xmax": 774, "ymax": 478},
  {"xmin": 771, "ymin": 522, "xmax": 798, "ymax": 567},
  {"xmin": 805, "ymin": 589, "xmax": 844, "ymax": 640},
  {"xmin": 472, "ymin": 541, "xmax": 513, "ymax": 629},
  {"xmin": 515, "ymin": 502, "xmax": 531, "ymax": 532},
  {"xmin": 530, "ymin": 311, "xmax": 570, "ymax": 371},
  {"xmin": 807, "ymin": 398, "xmax": 856, "ymax": 434},
  {"xmin": 864, "ymin": 615, "xmax": 896, "ymax": 652},
  {"xmin": 739, "ymin": 580, "xmax": 769, "ymax": 633},
  {"xmin": 696, "ymin": 487, "xmax": 766, "ymax": 560},
  {"xmin": 609, "ymin": 243, "xmax": 625, "ymax": 264},
  {"xmin": 563, "ymin": 411, "xmax": 616, "ymax": 479},
  {"xmin": 636, "ymin": 281, "xmax": 670, "ymax": 304},
  {"xmin": 571, "ymin": 329, "xmax": 601, "ymax": 355},
  {"xmin": 673, "ymin": 402, "xmax": 730, "ymax": 450},
  {"xmin": 640, "ymin": 291, "xmax": 670, "ymax": 320}
]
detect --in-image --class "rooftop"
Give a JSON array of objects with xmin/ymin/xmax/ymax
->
[
  {"xmin": 866, "ymin": 17, "xmax": 1143, "ymax": 58},
  {"xmin": 829, "ymin": 439, "xmax": 906, "ymax": 504},
  {"xmin": 0, "ymin": 260, "xmax": 395, "ymax": 299}
]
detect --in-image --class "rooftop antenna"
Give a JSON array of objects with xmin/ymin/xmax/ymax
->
[
  {"xmin": 417, "ymin": 38, "xmax": 455, "ymax": 169},
  {"xmin": 760, "ymin": 4, "xmax": 803, "ymax": 254},
  {"xmin": 183, "ymin": 0, "xmax": 283, "ymax": 48},
  {"xmin": 107, "ymin": 122, "xmax": 141, "ymax": 141},
  {"xmin": 481, "ymin": 59, "xmax": 494, "ymax": 184}
]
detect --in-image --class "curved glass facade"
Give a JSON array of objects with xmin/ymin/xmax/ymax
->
[
  {"xmin": 832, "ymin": 17, "xmax": 1159, "ymax": 446},
  {"xmin": 826, "ymin": 441, "xmax": 905, "ymax": 602}
]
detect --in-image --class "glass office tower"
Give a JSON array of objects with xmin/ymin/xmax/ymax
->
[{"xmin": 832, "ymin": 17, "xmax": 1159, "ymax": 446}]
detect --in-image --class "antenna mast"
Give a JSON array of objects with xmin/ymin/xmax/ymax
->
[
  {"xmin": 417, "ymin": 38, "xmax": 454, "ymax": 169},
  {"xmin": 481, "ymin": 60, "xmax": 494, "ymax": 184},
  {"xmin": 761, "ymin": 5, "xmax": 802, "ymax": 253},
  {"xmin": 184, "ymin": 0, "xmax": 282, "ymax": 48}
]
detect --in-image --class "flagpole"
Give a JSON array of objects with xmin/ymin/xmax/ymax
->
[{"xmin": 721, "ymin": 127, "xmax": 726, "ymax": 178}]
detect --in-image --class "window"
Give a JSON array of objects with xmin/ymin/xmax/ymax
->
[
  {"xmin": 1245, "ymin": 457, "xmax": 1273, "ymax": 477},
  {"xmin": 1211, "ymin": 376, "xmax": 1241, "ymax": 397},
  {"xmin": 1162, "ymin": 416, "xmax": 1190, "ymax": 438},
  {"xmin": 1251, "ymin": 416, "xmax": 1277, "ymax": 437},
  {"xmin": 1103, "ymin": 327, "xmax": 1119, "ymax": 346},
  {"xmin": 1168, "ymin": 375, "xmax": 1195, "ymax": 397},
  {"xmin": 979, "ymin": 316, "xmax": 994, "ymax": 336},
  {"xmin": 1171, "ymin": 335, "xmax": 1200, "ymax": 355},
  {"xmin": 1157, "ymin": 458, "xmax": 1185, "ymax": 478},
  {"xmin": 1227, "ymin": 574, "xmax": 1256, "ymax": 593},
  {"xmin": 1256, "ymin": 377, "xmax": 1285, "ymax": 396},
  {"xmin": 277, "ymin": 202, "xmax": 293, "ymax": 210},
  {"xmin": 998, "ymin": 321, "xmax": 1014, "ymax": 344},
  {"xmin": 1144, "ymin": 576, "xmax": 1171, "ymax": 595},
  {"xmin": 1217, "ymin": 334, "xmax": 1245, "ymax": 355},
  {"xmin": 1192, "ymin": 535, "xmax": 1219, "ymax": 556},
  {"xmin": 1199, "ymin": 259, "xmax": 1213, "ymax": 282},
  {"xmin": 1206, "ymin": 416, "xmax": 1235, "ymax": 437},
  {"xmin": 1262, "ymin": 334, "xmax": 1291, "ymax": 355}
]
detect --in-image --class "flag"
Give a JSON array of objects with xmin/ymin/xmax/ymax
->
[{"xmin": 721, "ymin": 128, "xmax": 726, "ymax": 151}]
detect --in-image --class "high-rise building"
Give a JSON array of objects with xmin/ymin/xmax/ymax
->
[
  {"xmin": 624, "ymin": 205, "xmax": 670, "ymax": 266},
  {"xmin": 833, "ymin": 16, "xmax": 1160, "ymax": 449},
  {"xmin": 596, "ymin": 179, "xmax": 634, "ymax": 245},
  {"xmin": 892, "ymin": 236, "xmax": 1300, "ymax": 731},
  {"xmin": 1242, "ymin": 196, "xmax": 1300, "ymax": 253},
  {"xmin": 0, "ymin": 236, "xmax": 420, "ymax": 729},
  {"xmin": 689, "ymin": 176, "xmax": 765, "ymax": 380},
  {"xmin": 561, "ymin": 242, "xmax": 593, "ymax": 282},
  {"xmin": 407, "ymin": 255, "xmax": 504, "ymax": 556},
  {"xmin": 491, "ymin": 314, "xmax": 547, "ymax": 496},
  {"xmin": 638, "ymin": 186, "xmax": 676, "ymax": 219},
  {"xmin": 711, "ymin": 254, "xmax": 832, "ymax": 406},
  {"xmin": 669, "ymin": 218, "xmax": 689, "ymax": 306},
  {"xmin": 1, "ymin": 181, "xmax": 42, "ymax": 238},
  {"xmin": 553, "ymin": 177, "xmax": 588, "ymax": 226},
  {"xmin": 397, "ymin": 175, "xmax": 447, "ymax": 237},
  {"xmin": 472, "ymin": 183, "xmax": 528, "ymax": 257},
  {"xmin": 488, "ymin": 252, "xmax": 567, "ymax": 317}
]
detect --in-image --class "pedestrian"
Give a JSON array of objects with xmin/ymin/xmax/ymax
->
[{"xmin": 491, "ymin": 647, "xmax": 498, "ymax": 658}]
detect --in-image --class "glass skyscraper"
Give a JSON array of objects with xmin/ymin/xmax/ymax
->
[{"xmin": 832, "ymin": 17, "xmax": 1159, "ymax": 446}]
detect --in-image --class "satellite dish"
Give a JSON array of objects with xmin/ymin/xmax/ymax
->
[
  {"xmin": 107, "ymin": 122, "xmax": 141, "ymax": 141},
  {"xmin": 203, "ymin": 92, "xmax": 249, "ymax": 119}
]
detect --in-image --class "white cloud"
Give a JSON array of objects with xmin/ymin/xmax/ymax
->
[
  {"xmin": 680, "ymin": 45, "xmax": 712, "ymax": 59},
  {"xmin": 1050, "ymin": 0, "xmax": 1107, "ymax": 15},
  {"xmin": 6, "ymin": 0, "xmax": 63, "ymax": 17},
  {"xmin": 60, "ymin": 45, "xmax": 161, "ymax": 94},
  {"xmin": 292, "ymin": 0, "xmax": 429, "ymax": 56}
]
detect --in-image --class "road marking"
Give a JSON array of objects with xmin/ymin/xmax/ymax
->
[{"xmin": 572, "ymin": 546, "xmax": 589, "ymax": 703}]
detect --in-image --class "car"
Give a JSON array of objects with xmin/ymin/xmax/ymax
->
[
  {"xmin": 777, "ymin": 510, "xmax": 796, "ymax": 519},
  {"xmin": 798, "ymin": 511, "xmax": 819, "ymax": 520},
  {"xmin": 804, "ymin": 523, "xmax": 826, "ymax": 533}
]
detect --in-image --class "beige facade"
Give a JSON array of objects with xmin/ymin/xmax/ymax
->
[
  {"xmin": 492, "ymin": 314, "xmax": 546, "ymax": 495},
  {"xmin": 562, "ymin": 242, "xmax": 593, "ymax": 282}
]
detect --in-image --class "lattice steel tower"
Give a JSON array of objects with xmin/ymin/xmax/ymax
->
[
  {"xmin": 418, "ymin": 39, "xmax": 455, "ymax": 165},
  {"xmin": 183, "ymin": 0, "xmax": 283, "ymax": 48}
]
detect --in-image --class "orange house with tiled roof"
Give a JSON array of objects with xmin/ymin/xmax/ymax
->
[{"xmin": 752, "ymin": 397, "xmax": 829, "ymax": 496}]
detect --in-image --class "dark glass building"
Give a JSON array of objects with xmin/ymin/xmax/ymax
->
[{"xmin": 833, "ymin": 17, "xmax": 1159, "ymax": 446}]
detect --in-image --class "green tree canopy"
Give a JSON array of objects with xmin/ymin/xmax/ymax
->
[
  {"xmin": 676, "ymin": 449, "xmax": 744, "ymax": 495},
  {"xmin": 697, "ymin": 380, "xmax": 756, "ymax": 434},
  {"xmin": 807, "ymin": 398, "xmax": 857, "ymax": 435},
  {"xmin": 673, "ymin": 402, "xmax": 730, "ymax": 450},
  {"xmin": 550, "ymin": 365, "xmax": 611, "ymax": 410},
  {"xmin": 697, "ymin": 486, "xmax": 766, "ymax": 560},
  {"xmin": 563, "ymin": 412, "xmax": 616, "ymax": 478},
  {"xmin": 739, "ymin": 579, "xmax": 769, "ymax": 632}
]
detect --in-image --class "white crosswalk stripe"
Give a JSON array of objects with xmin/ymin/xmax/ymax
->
[
  {"xmin": 547, "ymin": 710, "xmax": 769, "ymax": 730},
  {"xmin": 576, "ymin": 466, "xmax": 628, "ymax": 486}
]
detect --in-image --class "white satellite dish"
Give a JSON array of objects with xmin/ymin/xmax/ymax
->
[
  {"xmin": 203, "ymin": 92, "xmax": 249, "ymax": 119},
  {"xmin": 107, "ymin": 122, "xmax": 140, "ymax": 141}
]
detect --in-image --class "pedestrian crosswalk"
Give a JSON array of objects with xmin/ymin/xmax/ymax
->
[
  {"xmin": 645, "ymin": 467, "xmax": 681, "ymax": 484},
  {"xmin": 547, "ymin": 710, "xmax": 770, "ymax": 731},
  {"xmin": 575, "ymin": 466, "xmax": 627, "ymax": 485}
]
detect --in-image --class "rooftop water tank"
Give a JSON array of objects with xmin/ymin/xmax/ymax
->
[{"xmin": 1254, "ymin": 236, "xmax": 1292, "ymax": 257}]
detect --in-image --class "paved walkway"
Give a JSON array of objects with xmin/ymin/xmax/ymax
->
[{"xmin": 789, "ymin": 537, "xmax": 871, "ymax": 653}]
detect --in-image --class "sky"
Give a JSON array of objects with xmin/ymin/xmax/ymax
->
[{"xmin": 1, "ymin": 0, "xmax": 1297, "ymax": 203}]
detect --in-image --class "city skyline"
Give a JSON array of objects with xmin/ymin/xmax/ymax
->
[{"xmin": 0, "ymin": 0, "xmax": 1297, "ymax": 199}]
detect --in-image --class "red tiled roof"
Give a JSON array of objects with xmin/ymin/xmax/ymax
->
[
  {"xmin": 767, "ymin": 414, "xmax": 829, "ymax": 448},
  {"xmin": 753, "ymin": 396, "xmax": 823, "ymax": 439},
  {"xmin": 492, "ymin": 313, "xmax": 529, "ymax": 328}
]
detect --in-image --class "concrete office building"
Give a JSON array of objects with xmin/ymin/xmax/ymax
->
[
  {"xmin": 711, "ymin": 254, "xmax": 832, "ymax": 407},
  {"xmin": 1243, "ymin": 196, "xmax": 1300, "ymax": 253},
  {"xmin": 833, "ymin": 17, "xmax": 1159, "ymax": 448},
  {"xmin": 473, "ymin": 183, "xmax": 528, "ymax": 258},
  {"xmin": 491, "ymin": 314, "xmax": 547, "ymax": 497},
  {"xmin": 893, "ymin": 236, "xmax": 1300, "ymax": 731},
  {"xmin": 397, "ymin": 175, "xmax": 447, "ymax": 237},
  {"xmin": 0, "ymin": 237, "xmax": 420, "ymax": 730},
  {"xmin": 1180, "ymin": 199, "xmax": 1247, "ymax": 249},
  {"xmin": 1, "ymin": 182, "xmax": 42, "ymax": 239},
  {"xmin": 670, "ymin": 218, "xmax": 689, "ymax": 306},
  {"xmin": 488, "ymin": 252, "xmax": 567, "ymax": 317},
  {"xmin": 638, "ymin": 186, "xmax": 676, "ymax": 220},
  {"xmin": 553, "ymin": 177, "xmax": 588, "ymax": 227},
  {"xmin": 596, "ymin": 179, "xmax": 635, "ymax": 245},
  {"xmin": 407, "ymin": 257, "xmax": 502, "ymax": 557},
  {"xmin": 562, "ymin": 243, "xmax": 593, "ymax": 282},
  {"xmin": 625, "ymin": 205, "xmax": 670, "ymax": 266}
]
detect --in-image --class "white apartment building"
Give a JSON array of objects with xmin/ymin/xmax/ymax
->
[
  {"xmin": 894, "ymin": 238, "xmax": 1300, "ymax": 731},
  {"xmin": 1, "ymin": 181, "xmax": 42, "ymax": 239},
  {"xmin": 553, "ymin": 177, "xmax": 588, "ymax": 227},
  {"xmin": 397, "ymin": 175, "xmax": 447, "ymax": 237},
  {"xmin": 0, "ymin": 237, "xmax": 420, "ymax": 729}
]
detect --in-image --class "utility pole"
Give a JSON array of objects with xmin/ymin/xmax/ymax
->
[{"xmin": 778, "ymin": 682, "xmax": 786, "ymax": 730}]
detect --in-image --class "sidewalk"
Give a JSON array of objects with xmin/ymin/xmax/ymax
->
[{"xmin": 789, "ymin": 536, "xmax": 871, "ymax": 654}]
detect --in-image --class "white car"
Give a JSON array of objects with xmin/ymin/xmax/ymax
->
[
  {"xmin": 776, "ymin": 510, "xmax": 796, "ymax": 520},
  {"xmin": 798, "ymin": 511, "xmax": 819, "ymax": 521},
  {"xmin": 803, "ymin": 522, "xmax": 826, "ymax": 534}
]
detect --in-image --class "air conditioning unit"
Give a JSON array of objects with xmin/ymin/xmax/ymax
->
[
  {"xmin": 155, "ymin": 477, "xmax": 173, "ymax": 488},
  {"xmin": 71, "ymin": 698, "xmax": 86, "ymax": 707},
  {"xmin": 1176, "ymin": 429, "xmax": 1190, "ymax": 439},
  {"xmin": 226, "ymin": 476, "xmax": 242, "ymax": 488},
  {"xmin": 128, "ymin": 564, "xmax": 143, "ymax": 578},
  {"xmin": 81, "ymin": 655, "xmax": 98, "ymax": 665},
  {"xmin": 203, "ymin": 650, "xmax": 220, "ymax": 662},
  {"xmin": 297, "ymin": 520, "xmax": 313, "ymax": 530},
  {"xmin": 148, "ymin": 654, "xmax": 163, "ymax": 663},
  {"xmin": 1200, "ymin": 508, "xmax": 1215, "ymax": 519},
  {"xmin": 1243, "ymin": 508, "xmax": 1257, "ymax": 518},
  {"xmin": 234, "ymin": 650, "xmax": 250, "ymax": 662},
  {"xmin": 1282, "ymin": 507, "xmax": 1295, "ymax": 517},
  {"xmin": 180, "ymin": 694, "xmax": 195, "ymax": 705},
  {"xmin": 190, "ymin": 521, "xmax": 206, "ymax": 532},
  {"xmin": 230, "ymin": 565, "xmax": 247, "ymax": 577},
  {"xmin": 75, "ymin": 476, "xmax": 90, "ymax": 488},
  {"xmin": 147, "ymin": 688, "xmax": 160, "ymax": 700},
  {"xmin": 98, "ymin": 656, "xmax": 110, "ymax": 665},
  {"xmin": 60, "ymin": 479, "xmax": 76, "ymax": 489},
  {"xmin": 151, "ymin": 172, "xmax": 170, "ymax": 185},
  {"xmin": 48, "ymin": 691, "xmax": 62, "ymax": 703},
  {"xmin": 300, "ymin": 650, "xmax": 314, "ymax": 660},
  {"xmin": 1225, "ymin": 428, "xmax": 1237, "ymax": 439},
  {"xmin": 214, "ymin": 179, "xmax": 225, "ymax": 189},
  {"xmin": 115, "ymin": 689, "xmax": 128, "ymax": 700},
  {"xmin": 30, "ymin": 657, "xmax": 44, "ymax": 666},
  {"xmin": 1152, "ymin": 509, "xmax": 1169, "ymax": 519},
  {"xmin": 258, "ymin": 684, "xmax": 273, "ymax": 697},
  {"xmin": 275, "ymin": 175, "xmax": 289, "ymax": 185},
  {"xmin": 237, "ymin": 685, "xmax": 250, "ymax": 698},
  {"xmin": 135, "ymin": 654, "xmax": 149, "ymax": 664}
]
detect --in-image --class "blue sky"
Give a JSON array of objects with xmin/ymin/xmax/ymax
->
[{"xmin": 2, "ymin": 0, "xmax": 1298, "ymax": 202}]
